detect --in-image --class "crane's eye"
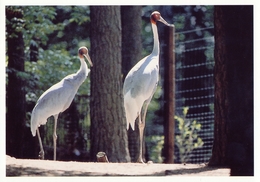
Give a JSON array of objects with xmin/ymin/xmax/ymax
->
[
  {"xmin": 78, "ymin": 49, "xmax": 84, "ymax": 55},
  {"xmin": 78, "ymin": 47, "xmax": 88, "ymax": 55}
]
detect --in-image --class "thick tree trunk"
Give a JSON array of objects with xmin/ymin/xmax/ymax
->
[
  {"xmin": 121, "ymin": 6, "xmax": 143, "ymax": 162},
  {"xmin": 209, "ymin": 6, "xmax": 229, "ymax": 166},
  {"xmin": 6, "ymin": 7, "xmax": 26, "ymax": 158},
  {"xmin": 209, "ymin": 6, "xmax": 253, "ymax": 176},
  {"xmin": 90, "ymin": 6, "xmax": 130, "ymax": 162}
]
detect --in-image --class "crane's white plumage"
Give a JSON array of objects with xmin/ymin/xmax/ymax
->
[
  {"xmin": 123, "ymin": 11, "xmax": 173, "ymax": 163},
  {"xmin": 123, "ymin": 54, "xmax": 159, "ymax": 130},
  {"xmin": 30, "ymin": 46, "xmax": 92, "ymax": 160}
]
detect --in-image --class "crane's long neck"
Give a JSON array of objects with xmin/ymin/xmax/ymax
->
[
  {"xmin": 74, "ymin": 58, "xmax": 88, "ymax": 85},
  {"xmin": 151, "ymin": 22, "xmax": 160, "ymax": 56},
  {"xmin": 79, "ymin": 58, "xmax": 88, "ymax": 74}
]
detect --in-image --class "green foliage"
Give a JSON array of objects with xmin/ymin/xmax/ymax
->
[
  {"xmin": 175, "ymin": 107, "xmax": 204, "ymax": 163},
  {"xmin": 70, "ymin": 6, "xmax": 90, "ymax": 25},
  {"xmin": 146, "ymin": 135, "xmax": 164, "ymax": 163},
  {"xmin": 23, "ymin": 6, "xmax": 64, "ymax": 46}
]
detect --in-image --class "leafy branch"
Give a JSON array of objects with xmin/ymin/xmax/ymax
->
[{"xmin": 175, "ymin": 107, "xmax": 204, "ymax": 163}]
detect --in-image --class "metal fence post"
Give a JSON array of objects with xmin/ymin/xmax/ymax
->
[{"xmin": 163, "ymin": 26, "xmax": 175, "ymax": 164}]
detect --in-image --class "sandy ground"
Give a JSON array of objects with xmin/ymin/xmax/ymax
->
[{"xmin": 6, "ymin": 155, "xmax": 230, "ymax": 176}]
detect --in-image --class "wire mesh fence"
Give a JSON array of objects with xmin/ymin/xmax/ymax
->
[{"xmin": 174, "ymin": 26, "xmax": 215, "ymax": 163}]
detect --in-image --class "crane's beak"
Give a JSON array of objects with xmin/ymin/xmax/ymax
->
[
  {"xmin": 158, "ymin": 17, "xmax": 175, "ymax": 27},
  {"xmin": 83, "ymin": 53, "xmax": 93, "ymax": 67}
]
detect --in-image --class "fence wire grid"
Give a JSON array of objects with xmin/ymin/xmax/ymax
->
[{"xmin": 174, "ymin": 26, "xmax": 215, "ymax": 163}]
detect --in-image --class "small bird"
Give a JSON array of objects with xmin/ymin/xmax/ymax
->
[
  {"xmin": 123, "ymin": 11, "xmax": 174, "ymax": 163},
  {"xmin": 30, "ymin": 46, "xmax": 93, "ymax": 160}
]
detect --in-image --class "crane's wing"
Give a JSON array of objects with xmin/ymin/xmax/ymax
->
[{"xmin": 123, "ymin": 55, "xmax": 159, "ymax": 98}]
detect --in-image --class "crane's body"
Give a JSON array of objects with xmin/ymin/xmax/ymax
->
[
  {"xmin": 30, "ymin": 47, "xmax": 92, "ymax": 160},
  {"xmin": 31, "ymin": 63, "xmax": 88, "ymax": 136},
  {"xmin": 123, "ymin": 11, "xmax": 173, "ymax": 163},
  {"xmin": 123, "ymin": 53, "xmax": 159, "ymax": 130}
]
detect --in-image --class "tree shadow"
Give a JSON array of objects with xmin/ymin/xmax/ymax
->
[
  {"xmin": 6, "ymin": 164, "xmax": 230, "ymax": 176},
  {"xmin": 164, "ymin": 165, "xmax": 230, "ymax": 176},
  {"xmin": 6, "ymin": 165, "xmax": 105, "ymax": 176}
]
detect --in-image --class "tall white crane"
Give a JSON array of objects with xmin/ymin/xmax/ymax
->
[
  {"xmin": 30, "ymin": 46, "xmax": 93, "ymax": 160},
  {"xmin": 123, "ymin": 11, "xmax": 174, "ymax": 163}
]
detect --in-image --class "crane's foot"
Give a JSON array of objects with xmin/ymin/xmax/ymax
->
[
  {"xmin": 38, "ymin": 151, "xmax": 44, "ymax": 160},
  {"xmin": 137, "ymin": 157, "xmax": 145, "ymax": 164}
]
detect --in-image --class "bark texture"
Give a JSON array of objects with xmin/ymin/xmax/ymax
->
[
  {"xmin": 209, "ymin": 6, "xmax": 253, "ymax": 176},
  {"xmin": 90, "ymin": 6, "xmax": 130, "ymax": 162},
  {"xmin": 6, "ymin": 7, "xmax": 26, "ymax": 158}
]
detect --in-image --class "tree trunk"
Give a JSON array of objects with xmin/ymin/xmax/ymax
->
[
  {"xmin": 209, "ymin": 6, "xmax": 253, "ymax": 176},
  {"xmin": 163, "ymin": 26, "xmax": 175, "ymax": 164},
  {"xmin": 6, "ymin": 7, "xmax": 26, "ymax": 158},
  {"xmin": 90, "ymin": 6, "xmax": 130, "ymax": 162},
  {"xmin": 121, "ymin": 6, "xmax": 142, "ymax": 79},
  {"xmin": 121, "ymin": 6, "xmax": 143, "ymax": 162}
]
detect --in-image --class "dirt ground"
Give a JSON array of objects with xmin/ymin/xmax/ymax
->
[{"xmin": 6, "ymin": 155, "xmax": 230, "ymax": 176}]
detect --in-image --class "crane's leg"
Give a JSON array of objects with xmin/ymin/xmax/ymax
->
[
  {"xmin": 141, "ymin": 99, "xmax": 152, "ymax": 127},
  {"xmin": 53, "ymin": 115, "xmax": 58, "ymax": 161},
  {"xmin": 137, "ymin": 112, "xmax": 145, "ymax": 163},
  {"xmin": 137, "ymin": 98, "xmax": 153, "ymax": 163},
  {"xmin": 36, "ymin": 128, "xmax": 44, "ymax": 160}
]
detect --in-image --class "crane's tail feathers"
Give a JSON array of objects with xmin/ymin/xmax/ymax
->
[
  {"xmin": 126, "ymin": 119, "xmax": 135, "ymax": 130},
  {"xmin": 125, "ymin": 109, "xmax": 136, "ymax": 131},
  {"xmin": 124, "ymin": 91, "xmax": 139, "ymax": 131},
  {"xmin": 30, "ymin": 111, "xmax": 38, "ymax": 137},
  {"xmin": 31, "ymin": 125, "xmax": 37, "ymax": 137},
  {"xmin": 126, "ymin": 121, "xmax": 135, "ymax": 131},
  {"xmin": 129, "ymin": 122, "xmax": 135, "ymax": 130}
]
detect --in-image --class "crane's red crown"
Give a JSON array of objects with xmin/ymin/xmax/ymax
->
[
  {"xmin": 150, "ymin": 11, "xmax": 161, "ymax": 24},
  {"xmin": 78, "ymin": 46, "xmax": 93, "ymax": 67},
  {"xmin": 78, "ymin": 46, "xmax": 88, "ymax": 58},
  {"xmin": 150, "ymin": 11, "xmax": 174, "ymax": 27}
]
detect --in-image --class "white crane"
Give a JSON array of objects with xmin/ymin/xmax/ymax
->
[
  {"xmin": 123, "ymin": 11, "xmax": 174, "ymax": 163},
  {"xmin": 30, "ymin": 46, "xmax": 93, "ymax": 160}
]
